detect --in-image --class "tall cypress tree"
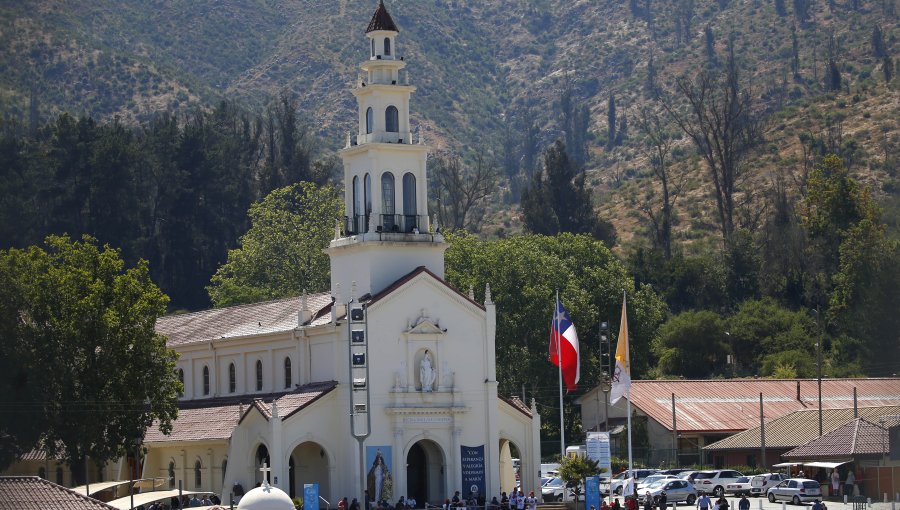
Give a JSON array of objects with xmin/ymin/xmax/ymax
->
[{"xmin": 607, "ymin": 95, "xmax": 617, "ymax": 148}]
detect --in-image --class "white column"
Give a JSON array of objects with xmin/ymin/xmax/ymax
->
[
  {"xmin": 394, "ymin": 428, "xmax": 405, "ymax": 500},
  {"xmin": 207, "ymin": 449, "xmax": 214, "ymax": 492},
  {"xmin": 271, "ymin": 403, "xmax": 284, "ymax": 490},
  {"xmin": 452, "ymin": 427, "xmax": 462, "ymax": 495}
]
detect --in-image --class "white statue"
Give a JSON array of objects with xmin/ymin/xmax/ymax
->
[{"xmin": 420, "ymin": 350, "xmax": 436, "ymax": 392}]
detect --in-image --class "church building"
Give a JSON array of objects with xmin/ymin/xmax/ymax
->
[{"xmin": 141, "ymin": 2, "xmax": 540, "ymax": 505}]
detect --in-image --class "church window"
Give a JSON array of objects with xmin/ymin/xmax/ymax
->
[
  {"xmin": 384, "ymin": 37, "xmax": 391, "ymax": 56},
  {"xmin": 256, "ymin": 360, "xmax": 263, "ymax": 391},
  {"xmin": 284, "ymin": 357, "xmax": 292, "ymax": 388},
  {"xmin": 176, "ymin": 368, "xmax": 184, "ymax": 397},
  {"xmin": 352, "ymin": 176, "xmax": 361, "ymax": 232},
  {"xmin": 228, "ymin": 363, "xmax": 236, "ymax": 393},
  {"xmin": 381, "ymin": 172, "xmax": 395, "ymax": 230},
  {"xmin": 56, "ymin": 466, "xmax": 63, "ymax": 485},
  {"xmin": 202, "ymin": 366, "xmax": 210, "ymax": 395},
  {"xmin": 403, "ymin": 172, "xmax": 417, "ymax": 231},
  {"xmin": 364, "ymin": 173, "xmax": 372, "ymax": 215},
  {"xmin": 168, "ymin": 462, "xmax": 175, "ymax": 489},
  {"xmin": 385, "ymin": 106, "xmax": 399, "ymax": 133},
  {"xmin": 38, "ymin": 467, "xmax": 45, "ymax": 479},
  {"xmin": 371, "ymin": 38, "xmax": 375, "ymax": 58},
  {"xmin": 194, "ymin": 460, "xmax": 202, "ymax": 488},
  {"xmin": 221, "ymin": 459, "xmax": 228, "ymax": 483},
  {"xmin": 366, "ymin": 107, "xmax": 373, "ymax": 134}
]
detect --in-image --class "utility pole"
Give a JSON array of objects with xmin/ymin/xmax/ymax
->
[
  {"xmin": 814, "ymin": 308, "xmax": 823, "ymax": 437},
  {"xmin": 599, "ymin": 320, "xmax": 611, "ymax": 433}
]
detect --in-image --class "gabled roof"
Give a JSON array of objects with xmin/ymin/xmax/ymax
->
[
  {"xmin": 366, "ymin": 0, "xmax": 399, "ymax": 33},
  {"xmin": 705, "ymin": 405, "xmax": 900, "ymax": 451},
  {"xmin": 584, "ymin": 378, "xmax": 900, "ymax": 434},
  {"xmin": 156, "ymin": 292, "xmax": 333, "ymax": 347},
  {"xmin": 0, "ymin": 476, "xmax": 118, "ymax": 510},
  {"xmin": 783, "ymin": 418, "xmax": 889, "ymax": 459},
  {"xmin": 144, "ymin": 382, "xmax": 337, "ymax": 443},
  {"xmin": 368, "ymin": 266, "xmax": 485, "ymax": 311},
  {"xmin": 500, "ymin": 395, "xmax": 533, "ymax": 418}
]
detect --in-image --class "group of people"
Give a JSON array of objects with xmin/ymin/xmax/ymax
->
[{"xmin": 590, "ymin": 491, "xmax": 742, "ymax": 510}]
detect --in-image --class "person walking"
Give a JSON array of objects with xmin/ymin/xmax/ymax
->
[
  {"xmin": 643, "ymin": 492, "xmax": 654, "ymax": 510},
  {"xmin": 697, "ymin": 494, "xmax": 711, "ymax": 510},
  {"xmin": 830, "ymin": 470, "xmax": 840, "ymax": 499},
  {"xmin": 844, "ymin": 470, "xmax": 855, "ymax": 497},
  {"xmin": 738, "ymin": 495, "xmax": 749, "ymax": 510},
  {"xmin": 657, "ymin": 492, "xmax": 667, "ymax": 510}
]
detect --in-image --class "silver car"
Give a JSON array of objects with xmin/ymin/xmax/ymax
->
[
  {"xmin": 641, "ymin": 479, "xmax": 698, "ymax": 506},
  {"xmin": 750, "ymin": 473, "xmax": 787, "ymax": 497},
  {"xmin": 767, "ymin": 478, "xmax": 823, "ymax": 504}
]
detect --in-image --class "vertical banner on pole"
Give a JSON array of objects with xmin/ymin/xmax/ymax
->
[
  {"xmin": 304, "ymin": 483, "xmax": 320, "ymax": 510},
  {"xmin": 586, "ymin": 432, "xmax": 612, "ymax": 480},
  {"xmin": 586, "ymin": 476, "xmax": 601, "ymax": 510},
  {"xmin": 461, "ymin": 445, "xmax": 486, "ymax": 501}
]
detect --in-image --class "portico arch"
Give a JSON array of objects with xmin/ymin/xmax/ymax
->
[
  {"xmin": 289, "ymin": 441, "xmax": 331, "ymax": 503},
  {"xmin": 406, "ymin": 439, "xmax": 445, "ymax": 506},
  {"xmin": 499, "ymin": 439, "xmax": 522, "ymax": 494},
  {"xmin": 253, "ymin": 443, "xmax": 270, "ymax": 486}
]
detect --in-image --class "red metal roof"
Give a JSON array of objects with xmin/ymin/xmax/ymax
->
[
  {"xmin": 366, "ymin": 0, "xmax": 399, "ymax": 33},
  {"xmin": 0, "ymin": 476, "xmax": 118, "ymax": 510},
  {"xmin": 623, "ymin": 378, "xmax": 900, "ymax": 433}
]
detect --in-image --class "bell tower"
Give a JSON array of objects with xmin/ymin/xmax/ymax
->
[{"xmin": 328, "ymin": 1, "xmax": 447, "ymax": 300}]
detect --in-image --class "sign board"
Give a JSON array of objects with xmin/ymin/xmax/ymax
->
[
  {"xmin": 461, "ymin": 445, "xmax": 486, "ymax": 499},
  {"xmin": 304, "ymin": 483, "xmax": 319, "ymax": 510},
  {"xmin": 585, "ymin": 476, "xmax": 601, "ymax": 510},
  {"xmin": 586, "ymin": 432, "xmax": 612, "ymax": 478}
]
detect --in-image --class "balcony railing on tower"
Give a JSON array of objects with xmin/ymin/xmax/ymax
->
[{"xmin": 343, "ymin": 214, "xmax": 427, "ymax": 236}]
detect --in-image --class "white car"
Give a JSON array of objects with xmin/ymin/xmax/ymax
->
[
  {"xmin": 725, "ymin": 476, "xmax": 753, "ymax": 496},
  {"xmin": 542, "ymin": 477, "xmax": 571, "ymax": 502},
  {"xmin": 767, "ymin": 478, "xmax": 822, "ymax": 504},
  {"xmin": 692, "ymin": 470, "xmax": 745, "ymax": 497},
  {"xmin": 750, "ymin": 473, "xmax": 788, "ymax": 497},
  {"xmin": 605, "ymin": 469, "xmax": 660, "ymax": 495},
  {"xmin": 641, "ymin": 479, "xmax": 698, "ymax": 506}
]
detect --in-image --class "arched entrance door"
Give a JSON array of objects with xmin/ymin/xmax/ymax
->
[
  {"xmin": 499, "ymin": 439, "xmax": 522, "ymax": 494},
  {"xmin": 290, "ymin": 442, "xmax": 330, "ymax": 502},
  {"xmin": 406, "ymin": 440, "xmax": 445, "ymax": 507}
]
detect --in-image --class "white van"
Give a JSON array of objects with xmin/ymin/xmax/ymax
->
[{"xmin": 541, "ymin": 463, "xmax": 560, "ymax": 478}]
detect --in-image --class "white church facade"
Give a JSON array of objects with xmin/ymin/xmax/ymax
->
[{"xmin": 141, "ymin": 2, "xmax": 540, "ymax": 506}]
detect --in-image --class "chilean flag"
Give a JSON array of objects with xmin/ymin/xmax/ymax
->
[{"xmin": 549, "ymin": 297, "xmax": 580, "ymax": 392}]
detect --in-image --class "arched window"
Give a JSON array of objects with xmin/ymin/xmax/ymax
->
[
  {"xmin": 384, "ymin": 37, "xmax": 391, "ymax": 56},
  {"xmin": 194, "ymin": 460, "xmax": 202, "ymax": 488},
  {"xmin": 381, "ymin": 172, "xmax": 395, "ymax": 230},
  {"xmin": 221, "ymin": 459, "xmax": 228, "ymax": 483},
  {"xmin": 202, "ymin": 366, "xmax": 210, "ymax": 395},
  {"xmin": 38, "ymin": 467, "xmax": 45, "ymax": 479},
  {"xmin": 176, "ymin": 368, "xmax": 184, "ymax": 397},
  {"xmin": 385, "ymin": 106, "xmax": 399, "ymax": 133},
  {"xmin": 403, "ymin": 173, "xmax": 417, "ymax": 231},
  {"xmin": 168, "ymin": 462, "xmax": 176, "ymax": 489},
  {"xmin": 284, "ymin": 357, "xmax": 292, "ymax": 389},
  {"xmin": 255, "ymin": 360, "xmax": 263, "ymax": 391},
  {"xmin": 352, "ymin": 175, "xmax": 361, "ymax": 232},
  {"xmin": 228, "ymin": 363, "xmax": 236, "ymax": 393},
  {"xmin": 366, "ymin": 107, "xmax": 374, "ymax": 134},
  {"xmin": 56, "ymin": 466, "xmax": 63, "ymax": 485},
  {"xmin": 364, "ymin": 173, "xmax": 372, "ymax": 215},
  {"xmin": 371, "ymin": 38, "xmax": 375, "ymax": 58}
]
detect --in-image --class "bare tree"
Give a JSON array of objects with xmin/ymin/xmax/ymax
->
[
  {"xmin": 634, "ymin": 104, "xmax": 684, "ymax": 259},
  {"xmin": 430, "ymin": 148, "xmax": 498, "ymax": 231},
  {"xmin": 663, "ymin": 45, "xmax": 761, "ymax": 241}
]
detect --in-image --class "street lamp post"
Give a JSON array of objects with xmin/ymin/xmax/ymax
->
[
  {"xmin": 599, "ymin": 321, "xmax": 611, "ymax": 433},
  {"xmin": 813, "ymin": 308, "xmax": 823, "ymax": 437}
]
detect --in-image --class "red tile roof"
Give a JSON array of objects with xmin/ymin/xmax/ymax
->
[
  {"xmin": 500, "ymin": 395, "xmax": 533, "ymax": 418},
  {"xmin": 0, "ymin": 476, "xmax": 118, "ymax": 510},
  {"xmin": 620, "ymin": 378, "xmax": 900, "ymax": 433},
  {"xmin": 366, "ymin": 0, "xmax": 399, "ymax": 33},
  {"xmin": 783, "ymin": 418, "xmax": 889, "ymax": 459},
  {"xmin": 705, "ymin": 405, "xmax": 900, "ymax": 450},
  {"xmin": 144, "ymin": 382, "xmax": 337, "ymax": 443},
  {"xmin": 156, "ymin": 292, "xmax": 332, "ymax": 347}
]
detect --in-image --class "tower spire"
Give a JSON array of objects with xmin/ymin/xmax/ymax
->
[{"xmin": 367, "ymin": 0, "xmax": 399, "ymax": 34}]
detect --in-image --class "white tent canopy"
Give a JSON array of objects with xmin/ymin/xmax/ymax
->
[
  {"xmin": 106, "ymin": 489, "xmax": 209, "ymax": 510},
  {"xmin": 802, "ymin": 461, "xmax": 851, "ymax": 469},
  {"xmin": 772, "ymin": 462, "xmax": 802, "ymax": 468}
]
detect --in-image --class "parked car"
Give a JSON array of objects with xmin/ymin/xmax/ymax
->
[
  {"xmin": 605, "ymin": 469, "xmax": 660, "ymax": 495},
  {"xmin": 692, "ymin": 470, "xmax": 745, "ymax": 497},
  {"xmin": 725, "ymin": 476, "xmax": 753, "ymax": 496},
  {"xmin": 542, "ymin": 477, "xmax": 571, "ymax": 502},
  {"xmin": 638, "ymin": 475, "xmax": 679, "ymax": 493},
  {"xmin": 766, "ymin": 478, "xmax": 823, "ymax": 504},
  {"xmin": 750, "ymin": 473, "xmax": 788, "ymax": 497},
  {"xmin": 661, "ymin": 468, "xmax": 696, "ymax": 476},
  {"xmin": 641, "ymin": 479, "xmax": 698, "ymax": 506}
]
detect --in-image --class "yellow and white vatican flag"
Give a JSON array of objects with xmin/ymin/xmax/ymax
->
[{"xmin": 610, "ymin": 292, "xmax": 631, "ymax": 405}]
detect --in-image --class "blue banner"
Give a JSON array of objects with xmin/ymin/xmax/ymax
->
[
  {"xmin": 586, "ymin": 476, "xmax": 601, "ymax": 510},
  {"xmin": 304, "ymin": 483, "xmax": 320, "ymax": 510},
  {"xmin": 460, "ymin": 445, "xmax": 486, "ymax": 500}
]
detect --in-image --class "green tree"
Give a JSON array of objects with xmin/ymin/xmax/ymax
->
[
  {"xmin": 558, "ymin": 455, "xmax": 604, "ymax": 507},
  {"xmin": 0, "ymin": 235, "xmax": 179, "ymax": 479},
  {"xmin": 207, "ymin": 182, "xmax": 342, "ymax": 307},
  {"xmin": 444, "ymin": 232, "xmax": 667, "ymax": 453},
  {"xmin": 726, "ymin": 299, "xmax": 815, "ymax": 376},
  {"xmin": 652, "ymin": 310, "xmax": 726, "ymax": 378},
  {"xmin": 521, "ymin": 141, "xmax": 616, "ymax": 245}
]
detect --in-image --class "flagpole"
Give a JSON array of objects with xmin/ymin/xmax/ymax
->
[
  {"xmin": 556, "ymin": 290, "xmax": 566, "ymax": 460},
  {"xmin": 624, "ymin": 291, "xmax": 633, "ymax": 477}
]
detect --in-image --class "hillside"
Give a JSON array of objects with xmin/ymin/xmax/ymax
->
[{"xmin": 1, "ymin": 0, "xmax": 898, "ymax": 245}]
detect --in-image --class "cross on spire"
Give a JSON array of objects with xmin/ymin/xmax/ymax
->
[{"xmin": 259, "ymin": 462, "xmax": 272, "ymax": 487}]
